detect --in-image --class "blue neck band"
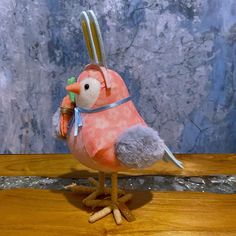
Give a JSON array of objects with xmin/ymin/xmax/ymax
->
[{"xmin": 73, "ymin": 96, "xmax": 132, "ymax": 136}]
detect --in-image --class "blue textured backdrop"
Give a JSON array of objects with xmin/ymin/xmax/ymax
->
[{"xmin": 0, "ymin": 0, "xmax": 235, "ymax": 154}]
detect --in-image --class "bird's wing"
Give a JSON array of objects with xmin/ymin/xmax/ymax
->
[{"xmin": 163, "ymin": 145, "xmax": 184, "ymax": 169}]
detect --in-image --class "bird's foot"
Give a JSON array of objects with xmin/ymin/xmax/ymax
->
[
  {"xmin": 64, "ymin": 177, "xmax": 135, "ymax": 224},
  {"xmin": 88, "ymin": 197, "xmax": 135, "ymax": 224}
]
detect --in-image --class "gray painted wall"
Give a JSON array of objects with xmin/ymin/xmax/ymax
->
[{"xmin": 0, "ymin": 0, "xmax": 235, "ymax": 154}]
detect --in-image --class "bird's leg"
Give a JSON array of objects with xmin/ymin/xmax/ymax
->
[
  {"xmin": 99, "ymin": 171, "xmax": 105, "ymax": 190},
  {"xmin": 83, "ymin": 172, "xmax": 126, "ymax": 208},
  {"xmin": 65, "ymin": 172, "xmax": 112, "ymax": 208},
  {"xmin": 88, "ymin": 172, "xmax": 120, "ymax": 224},
  {"xmin": 65, "ymin": 172, "xmax": 104, "ymax": 191},
  {"xmin": 111, "ymin": 173, "xmax": 135, "ymax": 223},
  {"xmin": 111, "ymin": 172, "xmax": 122, "ymax": 224},
  {"xmin": 82, "ymin": 172, "xmax": 109, "ymax": 207},
  {"xmin": 65, "ymin": 172, "xmax": 134, "ymax": 224},
  {"xmin": 88, "ymin": 172, "xmax": 135, "ymax": 224},
  {"xmin": 65, "ymin": 171, "xmax": 128, "ymax": 207}
]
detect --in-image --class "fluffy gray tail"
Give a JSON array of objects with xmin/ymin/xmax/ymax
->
[{"xmin": 115, "ymin": 125, "xmax": 165, "ymax": 168}]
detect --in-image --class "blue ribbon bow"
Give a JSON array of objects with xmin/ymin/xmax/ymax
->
[{"xmin": 74, "ymin": 107, "xmax": 83, "ymax": 136}]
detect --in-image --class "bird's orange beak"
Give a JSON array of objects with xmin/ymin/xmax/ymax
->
[{"xmin": 66, "ymin": 83, "xmax": 80, "ymax": 94}]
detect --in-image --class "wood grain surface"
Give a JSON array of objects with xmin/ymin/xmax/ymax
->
[
  {"xmin": 0, "ymin": 154, "xmax": 236, "ymax": 177},
  {"xmin": 0, "ymin": 189, "xmax": 235, "ymax": 236}
]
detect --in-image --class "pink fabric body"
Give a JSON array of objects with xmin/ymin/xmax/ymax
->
[{"xmin": 67, "ymin": 68, "xmax": 146, "ymax": 172}]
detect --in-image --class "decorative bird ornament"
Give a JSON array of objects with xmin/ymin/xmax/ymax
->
[{"xmin": 53, "ymin": 10, "xmax": 183, "ymax": 225}]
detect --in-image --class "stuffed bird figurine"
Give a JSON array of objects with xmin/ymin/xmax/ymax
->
[{"xmin": 53, "ymin": 10, "xmax": 183, "ymax": 225}]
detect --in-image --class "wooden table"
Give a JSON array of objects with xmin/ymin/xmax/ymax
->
[{"xmin": 0, "ymin": 154, "xmax": 236, "ymax": 235}]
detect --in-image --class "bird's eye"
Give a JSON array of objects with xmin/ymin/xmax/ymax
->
[{"xmin": 84, "ymin": 84, "xmax": 89, "ymax": 90}]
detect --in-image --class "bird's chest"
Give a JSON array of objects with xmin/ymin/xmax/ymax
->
[
  {"xmin": 68, "ymin": 112, "xmax": 118, "ymax": 152},
  {"xmin": 68, "ymin": 102, "xmax": 145, "ymax": 158}
]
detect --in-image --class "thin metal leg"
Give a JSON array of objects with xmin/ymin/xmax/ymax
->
[
  {"xmin": 111, "ymin": 172, "xmax": 118, "ymax": 203},
  {"xmin": 98, "ymin": 171, "xmax": 105, "ymax": 192}
]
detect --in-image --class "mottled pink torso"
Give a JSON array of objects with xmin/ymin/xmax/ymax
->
[
  {"xmin": 67, "ymin": 68, "xmax": 146, "ymax": 173},
  {"xmin": 67, "ymin": 101, "xmax": 146, "ymax": 172}
]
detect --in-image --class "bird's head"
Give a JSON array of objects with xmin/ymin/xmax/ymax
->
[{"xmin": 66, "ymin": 64, "xmax": 130, "ymax": 109}]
